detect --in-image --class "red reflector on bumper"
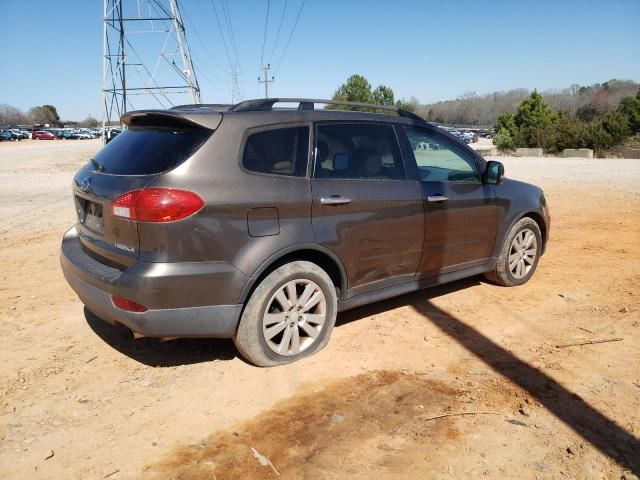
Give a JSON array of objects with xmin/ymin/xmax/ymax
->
[{"xmin": 111, "ymin": 296, "xmax": 148, "ymax": 313}]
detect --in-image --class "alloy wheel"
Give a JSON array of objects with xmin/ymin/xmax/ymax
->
[
  {"xmin": 509, "ymin": 228, "xmax": 538, "ymax": 279},
  {"xmin": 262, "ymin": 279, "xmax": 327, "ymax": 356}
]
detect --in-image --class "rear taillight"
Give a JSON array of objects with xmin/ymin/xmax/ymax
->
[
  {"xmin": 111, "ymin": 296, "xmax": 148, "ymax": 313},
  {"xmin": 111, "ymin": 188, "xmax": 204, "ymax": 222}
]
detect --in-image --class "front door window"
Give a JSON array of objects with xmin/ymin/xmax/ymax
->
[{"xmin": 404, "ymin": 128, "xmax": 480, "ymax": 183}]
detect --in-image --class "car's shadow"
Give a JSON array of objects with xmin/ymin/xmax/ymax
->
[
  {"xmin": 85, "ymin": 276, "xmax": 640, "ymax": 473},
  {"xmin": 336, "ymin": 275, "xmax": 483, "ymax": 327},
  {"xmin": 85, "ymin": 307, "xmax": 238, "ymax": 367}
]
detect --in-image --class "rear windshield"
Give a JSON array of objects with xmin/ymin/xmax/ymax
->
[{"xmin": 92, "ymin": 126, "xmax": 212, "ymax": 175}]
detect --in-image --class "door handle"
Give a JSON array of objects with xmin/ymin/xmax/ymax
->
[
  {"xmin": 427, "ymin": 195, "xmax": 449, "ymax": 203},
  {"xmin": 320, "ymin": 196, "xmax": 352, "ymax": 206}
]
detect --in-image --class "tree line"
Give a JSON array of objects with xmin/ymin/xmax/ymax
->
[
  {"xmin": 0, "ymin": 103, "xmax": 98, "ymax": 128},
  {"xmin": 415, "ymin": 79, "xmax": 640, "ymax": 127},
  {"xmin": 328, "ymin": 74, "xmax": 418, "ymax": 113},
  {"xmin": 328, "ymin": 74, "xmax": 640, "ymax": 154}
]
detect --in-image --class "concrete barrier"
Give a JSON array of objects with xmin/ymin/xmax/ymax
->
[
  {"xmin": 514, "ymin": 148, "xmax": 543, "ymax": 157},
  {"xmin": 475, "ymin": 147, "xmax": 497, "ymax": 156},
  {"xmin": 563, "ymin": 149, "xmax": 593, "ymax": 158}
]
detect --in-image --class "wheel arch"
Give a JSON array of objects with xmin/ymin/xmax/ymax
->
[
  {"xmin": 238, "ymin": 244, "xmax": 348, "ymax": 304},
  {"xmin": 522, "ymin": 211, "xmax": 547, "ymax": 244}
]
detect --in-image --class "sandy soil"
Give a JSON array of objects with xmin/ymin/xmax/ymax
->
[{"xmin": 1, "ymin": 139, "xmax": 639, "ymax": 479}]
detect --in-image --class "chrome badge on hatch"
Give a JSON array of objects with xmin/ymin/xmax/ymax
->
[{"xmin": 114, "ymin": 242, "xmax": 135, "ymax": 254}]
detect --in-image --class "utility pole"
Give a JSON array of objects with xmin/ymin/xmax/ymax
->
[
  {"xmin": 102, "ymin": 0, "xmax": 202, "ymax": 132},
  {"xmin": 258, "ymin": 64, "xmax": 275, "ymax": 98}
]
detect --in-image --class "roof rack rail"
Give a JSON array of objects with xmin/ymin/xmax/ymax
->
[
  {"xmin": 170, "ymin": 103, "xmax": 233, "ymax": 110},
  {"xmin": 227, "ymin": 98, "xmax": 424, "ymax": 122}
]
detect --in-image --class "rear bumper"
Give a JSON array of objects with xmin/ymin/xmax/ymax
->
[{"xmin": 60, "ymin": 227, "xmax": 244, "ymax": 338}]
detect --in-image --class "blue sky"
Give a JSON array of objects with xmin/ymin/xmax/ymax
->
[{"xmin": 1, "ymin": 0, "xmax": 639, "ymax": 120}]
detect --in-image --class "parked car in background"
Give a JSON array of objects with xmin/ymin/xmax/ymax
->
[
  {"xmin": 462, "ymin": 132, "xmax": 477, "ymax": 143},
  {"xmin": 76, "ymin": 132, "xmax": 93, "ymax": 140},
  {"xmin": 62, "ymin": 131, "xmax": 78, "ymax": 140},
  {"xmin": 0, "ymin": 130, "xmax": 14, "ymax": 141},
  {"xmin": 10, "ymin": 129, "xmax": 29, "ymax": 140},
  {"xmin": 60, "ymin": 98, "xmax": 550, "ymax": 367},
  {"xmin": 3, "ymin": 130, "xmax": 21, "ymax": 141},
  {"xmin": 104, "ymin": 128, "xmax": 121, "ymax": 143},
  {"xmin": 77, "ymin": 128, "xmax": 100, "ymax": 139},
  {"xmin": 33, "ymin": 131, "xmax": 55, "ymax": 140}
]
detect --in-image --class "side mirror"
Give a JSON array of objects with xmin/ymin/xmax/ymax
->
[{"xmin": 484, "ymin": 160, "xmax": 505, "ymax": 185}]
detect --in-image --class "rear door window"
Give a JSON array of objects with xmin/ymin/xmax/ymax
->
[
  {"xmin": 92, "ymin": 127, "xmax": 212, "ymax": 175},
  {"xmin": 314, "ymin": 123, "xmax": 405, "ymax": 180},
  {"xmin": 242, "ymin": 126, "xmax": 309, "ymax": 177}
]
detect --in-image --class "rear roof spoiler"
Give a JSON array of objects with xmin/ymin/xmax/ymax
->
[{"xmin": 121, "ymin": 109, "xmax": 223, "ymax": 130}]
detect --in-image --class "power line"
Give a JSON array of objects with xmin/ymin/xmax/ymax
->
[
  {"xmin": 190, "ymin": 51, "xmax": 226, "ymax": 92},
  {"xmin": 179, "ymin": 2, "xmax": 227, "ymax": 79},
  {"xmin": 209, "ymin": 0, "xmax": 234, "ymax": 66},
  {"xmin": 221, "ymin": 0, "xmax": 240, "ymax": 64},
  {"xmin": 217, "ymin": 0, "xmax": 243, "ymax": 102},
  {"xmin": 210, "ymin": 0, "xmax": 244, "ymax": 101},
  {"xmin": 268, "ymin": 0, "xmax": 288, "ymax": 64},
  {"xmin": 274, "ymin": 0, "xmax": 306, "ymax": 74},
  {"xmin": 259, "ymin": 0, "xmax": 271, "ymax": 69}
]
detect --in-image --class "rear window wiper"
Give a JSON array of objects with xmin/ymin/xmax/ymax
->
[{"xmin": 90, "ymin": 158, "xmax": 104, "ymax": 172}]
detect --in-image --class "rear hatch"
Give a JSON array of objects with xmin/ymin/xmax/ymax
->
[{"xmin": 73, "ymin": 113, "xmax": 215, "ymax": 268}]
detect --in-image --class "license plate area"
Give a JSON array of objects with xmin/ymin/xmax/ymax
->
[{"xmin": 76, "ymin": 196, "xmax": 104, "ymax": 233}]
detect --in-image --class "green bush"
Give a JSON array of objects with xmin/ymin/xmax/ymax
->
[
  {"xmin": 600, "ymin": 110, "xmax": 630, "ymax": 145},
  {"xmin": 495, "ymin": 112, "xmax": 516, "ymax": 134},
  {"xmin": 581, "ymin": 123, "xmax": 614, "ymax": 150},
  {"xmin": 554, "ymin": 116, "xmax": 586, "ymax": 152},
  {"xmin": 619, "ymin": 91, "xmax": 640, "ymax": 133},
  {"xmin": 576, "ymin": 104, "xmax": 600, "ymax": 122},
  {"xmin": 513, "ymin": 91, "xmax": 559, "ymax": 149},
  {"xmin": 493, "ymin": 128, "xmax": 515, "ymax": 151}
]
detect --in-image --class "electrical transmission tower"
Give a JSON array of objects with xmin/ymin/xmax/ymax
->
[
  {"xmin": 230, "ymin": 63, "xmax": 242, "ymax": 104},
  {"xmin": 102, "ymin": 0, "xmax": 202, "ymax": 128}
]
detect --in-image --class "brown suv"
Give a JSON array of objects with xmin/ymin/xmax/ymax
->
[{"xmin": 60, "ymin": 98, "xmax": 550, "ymax": 366}]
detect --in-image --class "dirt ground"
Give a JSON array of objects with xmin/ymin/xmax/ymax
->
[{"xmin": 1, "ymin": 139, "xmax": 639, "ymax": 479}]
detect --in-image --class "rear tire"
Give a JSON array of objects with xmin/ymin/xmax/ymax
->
[
  {"xmin": 485, "ymin": 217, "xmax": 542, "ymax": 287},
  {"xmin": 234, "ymin": 261, "xmax": 338, "ymax": 367}
]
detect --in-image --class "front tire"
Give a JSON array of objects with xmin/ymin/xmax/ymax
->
[
  {"xmin": 485, "ymin": 217, "xmax": 542, "ymax": 287},
  {"xmin": 234, "ymin": 261, "xmax": 338, "ymax": 367}
]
